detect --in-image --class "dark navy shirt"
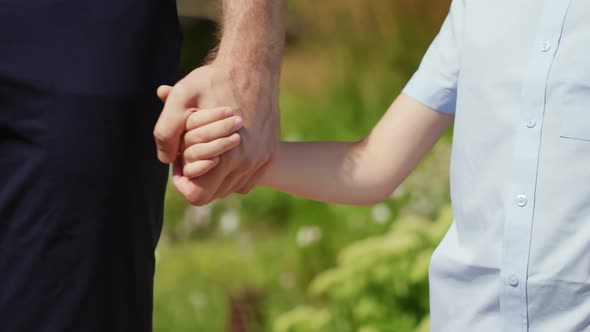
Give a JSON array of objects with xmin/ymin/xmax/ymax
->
[{"xmin": 0, "ymin": 1, "xmax": 181, "ymax": 331}]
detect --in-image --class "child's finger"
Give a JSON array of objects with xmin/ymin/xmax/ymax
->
[
  {"xmin": 185, "ymin": 107, "xmax": 236, "ymax": 131},
  {"xmin": 184, "ymin": 115, "xmax": 242, "ymax": 145},
  {"xmin": 183, "ymin": 157, "xmax": 221, "ymax": 179},
  {"xmin": 184, "ymin": 133, "xmax": 241, "ymax": 163}
]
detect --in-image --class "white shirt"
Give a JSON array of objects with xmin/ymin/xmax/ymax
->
[{"xmin": 403, "ymin": 0, "xmax": 590, "ymax": 330}]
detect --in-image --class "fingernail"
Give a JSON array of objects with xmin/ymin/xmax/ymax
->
[
  {"xmin": 229, "ymin": 133, "xmax": 240, "ymax": 143},
  {"xmin": 234, "ymin": 116, "xmax": 243, "ymax": 129},
  {"xmin": 224, "ymin": 108, "xmax": 234, "ymax": 116}
]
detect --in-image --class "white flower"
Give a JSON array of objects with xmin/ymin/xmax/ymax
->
[
  {"xmin": 184, "ymin": 205, "xmax": 211, "ymax": 231},
  {"xmin": 296, "ymin": 225, "xmax": 322, "ymax": 247},
  {"xmin": 372, "ymin": 203, "xmax": 391, "ymax": 224},
  {"xmin": 219, "ymin": 209, "xmax": 240, "ymax": 234}
]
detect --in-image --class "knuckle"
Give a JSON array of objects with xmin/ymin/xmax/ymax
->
[
  {"xmin": 186, "ymin": 113, "xmax": 199, "ymax": 129},
  {"xmin": 172, "ymin": 82, "xmax": 190, "ymax": 98},
  {"xmin": 153, "ymin": 128, "xmax": 170, "ymax": 145}
]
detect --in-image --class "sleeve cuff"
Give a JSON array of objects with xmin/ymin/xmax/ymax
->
[{"xmin": 402, "ymin": 71, "xmax": 457, "ymax": 115}]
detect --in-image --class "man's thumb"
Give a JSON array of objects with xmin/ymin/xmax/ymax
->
[
  {"xmin": 157, "ymin": 85, "xmax": 173, "ymax": 102},
  {"xmin": 154, "ymin": 85, "xmax": 188, "ymax": 164}
]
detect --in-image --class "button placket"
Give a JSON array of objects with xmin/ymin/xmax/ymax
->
[{"xmin": 499, "ymin": 1, "xmax": 572, "ymax": 329}]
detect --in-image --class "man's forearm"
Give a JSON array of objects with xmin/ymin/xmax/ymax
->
[{"xmin": 215, "ymin": 0, "xmax": 285, "ymax": 70}]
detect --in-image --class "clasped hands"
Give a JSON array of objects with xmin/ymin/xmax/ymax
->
[
  {"xmin": 174, "ymin": 105, "xmax": 247, "ymax": 186},
  {"xmin": 152, "ymin": 63, "xmax": 280, "ymax": 205}
]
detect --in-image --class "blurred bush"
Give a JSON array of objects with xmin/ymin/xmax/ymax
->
[
  {"xmin": 273, "ymin": 206, "xmax": 452, "ymax": 332},
  {"xmin": 154, "ymin": 1, "xmax": 452, "ymax": 331}
]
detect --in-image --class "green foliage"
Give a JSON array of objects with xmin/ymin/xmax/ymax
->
[
  {"xmin": 274, "ymin": 206, "xmax": 452, "ymax": 332},
  {"xmin": 154, "ymin": 233, "xmax": 296, "ymax": 332}
]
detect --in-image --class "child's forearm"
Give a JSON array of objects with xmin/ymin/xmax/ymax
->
[
  {"xmin": 258, "ymin": 141, "xmax": 395, "ymax": 205},
  {"xmin": 257, "ymin": 95, "xmax": 454, "ymax": 205}
]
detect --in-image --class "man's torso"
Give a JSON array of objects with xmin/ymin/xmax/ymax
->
[{"xmin": 0, "ymin": 1, "xmax": 181, "ymax": 331}]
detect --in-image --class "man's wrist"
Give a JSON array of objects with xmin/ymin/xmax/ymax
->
[
  {"xmin": 209, "ymin": 57, "xmax": 281, "ymax": 103},
  {"xmin": 214, "ymin": 44, "xmax": 282, "ymax": 74}
]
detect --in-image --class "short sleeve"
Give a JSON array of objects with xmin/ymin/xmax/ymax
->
[{"xmin": 402, "ymin": 0, "xmax": 465, "ymax": 115}]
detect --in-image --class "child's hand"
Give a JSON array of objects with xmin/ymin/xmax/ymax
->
[{"xmin": 181, "ymin": 107, "xmax": 243, "ymax": 179}]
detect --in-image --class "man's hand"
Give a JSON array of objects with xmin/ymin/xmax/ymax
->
[
  {"xmin": 154, "ymin": 61, "xmax": 280, "ymax": 205},
  {"xmin": 153, "ymin": 0, "xmax": 284, "ymax": 206}
]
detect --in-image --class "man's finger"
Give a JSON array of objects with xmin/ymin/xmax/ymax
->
[
  {"xmin": 173, "ymin": 159, "xmax": 229, "ymax": 206},
  {"xmin": 153, "ymin": 83, "xmax": 194, "ymax": 164},
  {"xmin": 172, "ymin": 160, "xmax": 206, "ymax": 205}
]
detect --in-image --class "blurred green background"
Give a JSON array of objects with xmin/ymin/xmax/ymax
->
[{"xmin": 155, "ymin": 1, "xmax": 452, "ymax": 331}]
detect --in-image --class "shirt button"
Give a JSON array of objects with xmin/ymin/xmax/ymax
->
[
  {"xmin": 507, "ymin": 274, "xmax": 520, "ymax": 287},
  {"xmin": 541, "ymin": 41, "xmax": 552, "ymax": 52},
  {"xmin": 526, "ymin": 119, "xmax": 537, "ymax": 128},
  {"xmin": 516, "ymin": 194, "xmax": 527, "ymax": 207}
]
